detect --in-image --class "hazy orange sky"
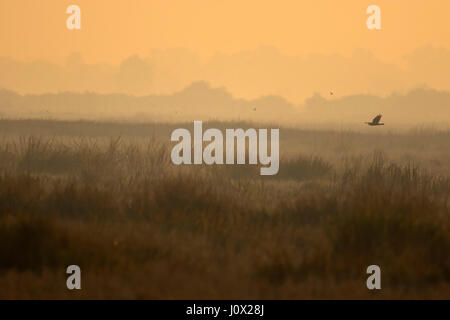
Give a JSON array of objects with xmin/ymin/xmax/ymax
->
[{"xmin": 1, "ymin": 0, "xmax": 449, "ymax": 64}]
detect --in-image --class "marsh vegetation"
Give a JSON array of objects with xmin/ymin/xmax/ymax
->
[{"xmin": 0, "ymin": 119, "xmax": 449, "ymax": 299}]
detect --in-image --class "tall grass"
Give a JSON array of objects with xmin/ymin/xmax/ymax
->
[{"xmin": 0, "ymin": 127, "xmax": 448, "ymax": 299}]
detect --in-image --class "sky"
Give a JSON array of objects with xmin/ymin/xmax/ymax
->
[
  {"xmin": 1, "ymin": 0, "xmax": 449, "ymax": 64},
  {"xmin": 0, "ymin": 0, "xmax": 449, "ymax": 102}
]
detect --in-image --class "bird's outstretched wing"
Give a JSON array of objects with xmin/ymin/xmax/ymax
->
[{"xmin": 372, "ymin": 114, "xmax": 382, "ymax": 124}]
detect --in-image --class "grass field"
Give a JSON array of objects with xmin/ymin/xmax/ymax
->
[{"xmin": 0, "ymin": 119, "xmax": 449, "ymax": 299}]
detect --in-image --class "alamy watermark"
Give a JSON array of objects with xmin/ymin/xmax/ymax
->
[
  {"xmin": 66, "ymin": 5, "xmax": 81, "ymax": 30},
  {"xmin": 366, "ymin": 5, "xmax": 381, "ymax": 30},
  {"xmin": 170, "ymin": 121, "xmax": 279, "ymax": 175},
  {"xmin": 366, "ymin": 265, "xmax": 381, "ymax": 290},
  {"xmin": 66, "ymin": 265, "xmax": 81, "ymax": 290}
]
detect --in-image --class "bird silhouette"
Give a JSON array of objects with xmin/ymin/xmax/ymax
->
[{"xmin": 365, "ymin": 114, "xmax": 385, "ymax": 126}]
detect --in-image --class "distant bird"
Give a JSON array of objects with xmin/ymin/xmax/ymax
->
[
  {"xmin": 366, "ymin": 114, "xmax": 385, "ymax": 126},
  {"xmin": 253, "ymin": 107, "xmax": 256, "ymax": 111},
  {"xmin": 330, "ymin": 91, "xmax": 334, "ymax": 96}
]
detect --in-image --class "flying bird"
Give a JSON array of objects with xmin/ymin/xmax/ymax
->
[{"xmin": 366, "ymin": 114, "xmax": 385, "ymax": 126}]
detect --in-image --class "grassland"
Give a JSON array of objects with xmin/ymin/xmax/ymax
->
[{"xmin": 0, "ymin": 119, "xmax": 449, "ymax": 299}]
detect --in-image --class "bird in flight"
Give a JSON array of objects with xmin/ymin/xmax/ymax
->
[{"xmin": 366, "ymin": 114, "xmax": 385, "ymax": 126}]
